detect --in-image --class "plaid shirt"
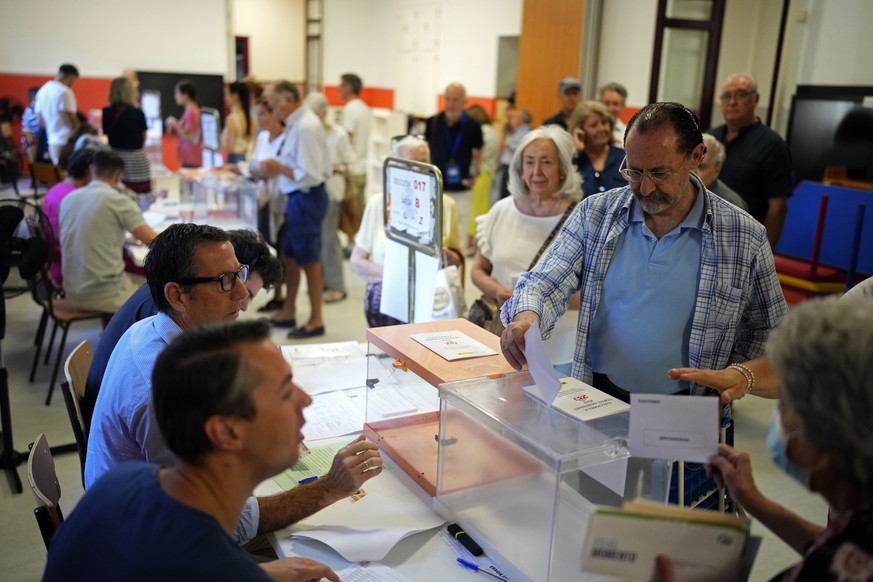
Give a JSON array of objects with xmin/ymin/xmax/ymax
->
[{"xmin": 502, "ymin": 175, "xmax": 788, "ymax": 395}]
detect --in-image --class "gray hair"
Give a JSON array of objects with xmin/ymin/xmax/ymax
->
[
  {"xmin": 767, "ymin": 295, "xmax": 873, "ymax": 491},
  {"xmin": 304, "ymin": 91, "xmax": 329, "ymax": 115},
  {"xmin": 391, "ymin": 135, "xmax": 430, "ymax": 161},
  {"xmin": 724, "ymin": 73, "xmax": 758, "ymax": 93},
  {"xmin": 701, "ymin": 133, "xmax": 726, "ymax": 169},
  {"xmin": 507, "ymin": 125, "xmax": 582, "ymax": 201},
  {"xmin": 599, "ymin": 82, "xmax": 628, "ymax": 100}
]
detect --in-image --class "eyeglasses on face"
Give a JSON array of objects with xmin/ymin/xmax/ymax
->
[
  {"xmin": 177, "ymin": 264, "xmax": 249, "ymax": 292},
  {"xmin": 719, "ymin": 90, "xmax": 755, "ymax": 103},
  {"xmin": 618, "ymin": 157, "xmax": 686, "ymax": 186}
]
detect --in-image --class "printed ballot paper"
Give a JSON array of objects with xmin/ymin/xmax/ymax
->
[
  {"xmin": 410, "ymin": 330, "xmax": 497, "ymax": 361},
  {"xmin": 629, "ymin": 394, "xmax": 720, "ymax": 463},
  {"xmin": 582, "ymin": 500, "xmax": 750, "ymax": 582},
  {"xmin": 524, "ymin": 377, "xmax": 630, "ymax": 421}
]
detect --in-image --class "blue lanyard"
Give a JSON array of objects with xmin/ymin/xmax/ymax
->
[{"xmin": 442, "ymin": 112, "xmax": 466, "ymax": 160}]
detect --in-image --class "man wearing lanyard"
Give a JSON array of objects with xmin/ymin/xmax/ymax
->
[
  {"xmin": 425, "ymin": 83, "xmax": 483, "ymax": 251},
  {"xmin": 263, "ymin": 81, "xmax": 332, "ymax": 338}
]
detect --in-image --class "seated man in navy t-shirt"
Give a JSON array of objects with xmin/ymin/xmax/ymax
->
[{"xmin": 45, "ymin": 320, "xmax": 380, "ymax": 581}]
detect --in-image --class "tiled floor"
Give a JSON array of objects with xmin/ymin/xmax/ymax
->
[{"xmin": 0, "ymin": 187, "xmax": 826, "ymax": 581}]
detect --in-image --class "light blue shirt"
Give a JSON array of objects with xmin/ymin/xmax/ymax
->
[
  {"xmin": 85, "ymin": 312, "xmax": 259, "ymax": 543},
  {"xmin": 589, "ymin": 188, "xmax": 704, "ymax": 394}
]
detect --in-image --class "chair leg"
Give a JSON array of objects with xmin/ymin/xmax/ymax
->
[
  {"xmin": 44, "ymin": 319, "xmax": 59, "ymax": 366},
  {"xmin": 30, "ymin": 310, "xmax": 50, "ymax": 382},
  {"xmin": 45, "ymin": 324, "xmax": 70, "ymax": 406}
]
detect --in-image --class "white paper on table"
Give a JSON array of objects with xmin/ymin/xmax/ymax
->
[
  {"xmin": 629, "ymin": 393, "xmax": 720, "ymax": 463},
  {"xmin": 380, "ymin": 238, "xmax": 410, "ymax": 323},
  {"xmin": 410, "ymin": 331, "xmax": 497, "ymax": 361},
  {"xmin": 301, "ymin": 391, "xmax": 365, "ymax": 441},
  {"xmin": 412, "ymin": 250, "xmax": 439, "ymax": 323},
  {"xmin": 278, "ymin": 466, "xmax": 446, "ymax": 561},
  {"xmin": 336, "ymin": 562, "xmax": 416, "ymax": 582},
  {"xmin": 289, "ymin": 357, "xmax": 369, "ymax": 396},
  {"xmin": 282, "ymin": 341, "xmax": 362, "ymax": 363},
  {"xmin": 522, "ymin": 321, "xmax": 561, "ymax": 404}
]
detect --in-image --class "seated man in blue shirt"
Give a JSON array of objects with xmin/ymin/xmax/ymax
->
[
  {"xmin": 46, "ymin": 320, "xmax": 365, "ymax": 581},
  {"xmin": 85, "ymin": 224, "xmax": 382, "ymax": 575},
  {"xmin": 500, "ymin": 102, "xmax": 787, "ymax": 401},
  {"xmin": 81, "ymin": 229, "xmax": 283, "ymax": 427}
]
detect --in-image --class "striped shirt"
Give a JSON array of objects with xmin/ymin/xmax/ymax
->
[{"xmin": 502, "ymin": 174, "xmax": 788, "ymax": 396}]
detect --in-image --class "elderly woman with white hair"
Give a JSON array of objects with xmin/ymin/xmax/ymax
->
[
  {"xmin": 692, "ymin": 296, "xmax": 873, "ymax": 581},
  {"xmin": 350, "ymin": 136, "xmax": 461, "ymax": 327},
  {"xmin": 697, "ymin": 133, "xmax": 749, "ymax": 212},
  {"xmin": 472, "ymin": 125, "xmax": 582, "ymax": 372}
]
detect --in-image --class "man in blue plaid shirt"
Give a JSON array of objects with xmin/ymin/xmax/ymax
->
[{"xmin": 500, "ymin": 102, "xmax": 787, "ymax": 401}]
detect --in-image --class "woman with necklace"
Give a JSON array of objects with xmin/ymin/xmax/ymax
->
[
  {"xmin": 569, "ymin": 100, "xmax": 625, "ymax": 198},
  {"xmin": 472, "ymin": 125, "xmax": 582, "ymax": 373}
]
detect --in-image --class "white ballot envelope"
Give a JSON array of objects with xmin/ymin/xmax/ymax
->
[{"xmin": 628, "ymin": 393, "xmax": 720, "ymax": 463}]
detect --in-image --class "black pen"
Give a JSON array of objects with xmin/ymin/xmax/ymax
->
[{"xmin": 448, "ymin": 523, "xmax": 483, "ymax": 556}]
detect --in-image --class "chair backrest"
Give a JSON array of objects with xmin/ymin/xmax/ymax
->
[
  {"xmin": 62, "ymin": 340, "xmax": 93, "ymax": 486},
  {"xmin": 30, "ymin": 161, "xmax": 62, "ymax": 187},
  {"xmin": 27, "ymin": 433, "xmax": 64, "ymax": 548}
]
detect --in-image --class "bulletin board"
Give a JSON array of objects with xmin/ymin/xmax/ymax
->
[{"xmin": 382, "ymin": 157, "xmax": 443, "ymax": 257}]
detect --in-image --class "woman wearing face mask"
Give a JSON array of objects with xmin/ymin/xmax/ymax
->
[{"xmin": 695, "ymin": 296, "xmax": 873, "ymax": 582}]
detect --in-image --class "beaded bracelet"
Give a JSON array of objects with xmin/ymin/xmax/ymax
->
[{"xmin": 728, "ymin": 363, "xmax": 755, "ymax": 398}]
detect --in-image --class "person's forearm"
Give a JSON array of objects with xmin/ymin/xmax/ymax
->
[
  {"xmin": 742, "ymin": 356, "xmax": 780, "ymax": 399},
  {"xmin": 471, "ymin": 269, "xmax": 505, "ymax": 302},
  {"xmin": 765, "ymin": 198, "xmax": 788, "ymax": 249},
  {"xmin": 739, "ymin": 492, "xmax": 823, "ymax": 554},
  {"xmin": 349, "ymin": 251, "xmax": 383, "ymax": 284},
  {"xmin": 256, "ymin": 480, "xmax": 341, "ymax": 534}
]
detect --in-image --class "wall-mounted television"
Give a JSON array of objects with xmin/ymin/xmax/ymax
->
[{"xmin": 786, "ymin": 85, "xmax": 873, "ymax": 182}]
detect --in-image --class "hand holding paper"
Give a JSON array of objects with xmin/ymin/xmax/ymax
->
[{"xmin": 522, "ymin": 322, "xmax": 562, "ymax": 405}]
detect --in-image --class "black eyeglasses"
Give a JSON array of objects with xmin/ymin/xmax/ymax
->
[{"xmin": 177, "ymin": 264, "xmax": 249, "ymax": 292}]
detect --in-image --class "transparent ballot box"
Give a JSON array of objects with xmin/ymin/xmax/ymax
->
[
  {"xmin": 363, "ymin": 319, "xmax": 515, "ymax": 496},
  {"xmin": 434, "ymin": 371, "xmax": 670, "ymax": 582},
  {"xmin": 179, "ymin": 173, "xmax": 259, "ymax": 229}
]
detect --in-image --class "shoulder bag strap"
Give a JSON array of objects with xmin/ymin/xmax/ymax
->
[{"xmin": 527, "ymin": 201, "xmax": 577, "ymax": 271}]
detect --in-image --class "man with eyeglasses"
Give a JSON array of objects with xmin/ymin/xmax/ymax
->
[
  {"xmin": 500, "ymin": 102, "xmax": 787, "ymax": 402},
  {"xmin": 708, "ymin": 73, "xmax": 793, "ymax": 249},
  {"xmin": 86, "ymin": 224, "xmax": 381, "ymax": 577},
  {"xmin": 81, "ymin": 229, "xmax": 283, "ymax": 426}
]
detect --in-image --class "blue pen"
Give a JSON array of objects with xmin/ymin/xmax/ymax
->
[
  {"xmin": 298, "ymin": 476, "xmax": 318, "ymax": 485},
  {"xmin": 456, "ymin": 558, "xmax": 505, "ymax": 580}
]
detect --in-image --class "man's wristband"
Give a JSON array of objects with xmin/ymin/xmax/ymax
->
[{"xmin": 728, "ymin": 363, "xmax": 755, "ymax": 398}]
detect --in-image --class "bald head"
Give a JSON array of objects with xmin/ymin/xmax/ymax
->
[
  {"xmin": 719, "ymin": 73, "xmax": 759, "ymax": 129},
  {"xmin": 443, "ymin": 83, "xmax": 467, "ymax": 122}
]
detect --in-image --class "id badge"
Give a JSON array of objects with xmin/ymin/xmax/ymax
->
[{"xmin": 445, "ymin": 162, "xmax": 461, "ymax": 185}]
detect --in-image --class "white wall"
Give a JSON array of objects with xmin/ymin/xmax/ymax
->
[
  {"xmin": 797, "ymin": 0, "xmax": 873, "ymax": 85},
  {"xmin": 323, "ymin": 0, "xmax": 522, "ymax": 115},
  {"xmin": 232, "ymin": 0, "xmax": 305, "ymax": 81},
  {"xmin": 0, "ymin": 0, "xmax": 230, "ymax": 76},
  {"xmin": 595, "ymin": 0, "xmax": 657, "ymax": 108}
]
